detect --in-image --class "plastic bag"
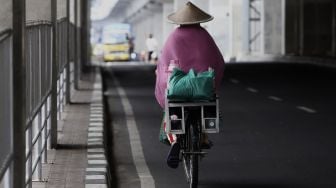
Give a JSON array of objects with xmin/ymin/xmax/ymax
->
[
  {"xmin": 159, "ymin": 112, "xmax": 170, "ymax": 146},
  {"xmin": 167, "ymin": 68, "xmax": 215, "ymax": 100}
]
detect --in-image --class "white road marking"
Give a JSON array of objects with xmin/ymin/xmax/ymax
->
[
  {"xmin": 86, "ymin": 175, "xmax": 105, "ymax": 180},
  {"xmin": 247, "ymin": 87, "xmax": 259, "ymax": 93},
  {"xmin": 88, "ymin": 132, "xmax": 103, "ymax": 137},
  {"xmin": 113, "ymin": 76, "xmax": 155, "ymax": 188},
  {"xmin": 296, "ymin": 106, "xmax": 317, "ymax": 114},
  {"xmin": 230, "ymin": 78, "xmax": 240, "ymax": 84},
  {"xmin": 88, "ymin": 138, "xmax": 103, "ymax": 142},
  {"xmin": 88, "ymin": 154, "xmax": 105, "ymax": 159},
  {"xmin": 85, "ymin": 184, "xmax": 107, "ymax": 188},
  {"xmin": 87, "ymin": 148, "xmax": 104, "ymax": 153},
  {"xmin": 88, "ymin": 160, "xmax": 107, "ymax": 165},
  {"xmin": 89, "ymin": 127, "xmax": 103, "ymax": 131},
  {"xmin": 268, "ymin": 96, "xmax": 283, "ymax": 102},
  {"xmin": 89, "ymin": 122, "xmax": 103, "ymax": 126},
  {"xmin": 86, "ymin": 167, "xmax": 106, "ymax": 172}
]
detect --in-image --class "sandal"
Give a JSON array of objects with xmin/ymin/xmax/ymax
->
[{"xmin": 166, "ymin": 142, "xmax": 180, "ymax": 168}]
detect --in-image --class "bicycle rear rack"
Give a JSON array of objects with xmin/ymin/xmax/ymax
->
[{"xmin": 165, "ymin": 98, "xmax": 220, "ymax": 134}]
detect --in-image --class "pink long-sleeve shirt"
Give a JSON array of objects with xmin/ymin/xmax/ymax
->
[{"xmin": 155, "ymin": 24, "xmax": 225, "ymax": 108}]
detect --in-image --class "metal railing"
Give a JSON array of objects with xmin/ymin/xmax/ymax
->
[
  {"xmin": 1, "ymin": 3, "xmax": 77, "ymax": 188},
  {"xmin": 0, "ymin": 29, "xmax": 13, "ymax": 188},
  {"xmin": 23, "ymin": 19, "xmax": 71, "ymax": 187},
  {"xmin": 57, "ymin": 19, "xmax": 68, "ymax": 119},
  {"xmin": 24, "ymin": 22, "xmax": 53, "ymax": 186}
]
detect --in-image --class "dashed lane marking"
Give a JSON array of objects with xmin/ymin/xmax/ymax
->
[
  {"xmin": 247, "ymin": 87, "xmax": 259, "ymax": 93},
  {"xmin": 230, "ymin": 78, "xmax": 240, "ymax": 84},
  {"xmin": 296, "ymin": 106, "xmax": 317, "ymax": 114},
  {"xmin": 268, "ymin": 96, "xmax": 283, "ymax": 102}
]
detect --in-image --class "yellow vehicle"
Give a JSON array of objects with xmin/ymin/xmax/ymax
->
[
  {"xmin": 101, "ymin": 23, "xmax": 131, "ymax": 62},
  {"xmin": 103, "ymin": 43, "xmax": 130, "ymax": 62}
]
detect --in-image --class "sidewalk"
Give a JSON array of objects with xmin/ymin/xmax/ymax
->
[{"xmin": 33, "ymin": 71, "xmax": 108, "ymax": 188}]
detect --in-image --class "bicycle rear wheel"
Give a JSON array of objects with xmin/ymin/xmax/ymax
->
[{"xmin": 182, "ymin": 125, "xmax": 199, "ymax": 188}]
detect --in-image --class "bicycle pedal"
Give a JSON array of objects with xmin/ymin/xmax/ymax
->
[{"xmin": 183, "ymin": 151, "xmax": 207, "ymax": 155}]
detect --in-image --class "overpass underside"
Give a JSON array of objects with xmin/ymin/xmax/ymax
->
[{"xmin": 93, "ymin": 0, "xmax": 336, "ymax": 62}]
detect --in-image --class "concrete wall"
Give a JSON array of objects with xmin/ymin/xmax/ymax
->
[
  {"xmin": 286, "ymin": 0, "xmax": 335, "ymax": 57},
  {"xmin": 0, "ymin": 0, "xmax": 12, "ymax": 181},
  {"xmin": 0, "ymin": 0, "xmax": 12, "ymax": 31},
  {"xmin": 26, "ymin": 0, "xmax": 52, "ymax": 22},
  {"xmin": 57, "ymin": 0, "xmax": 67, "ymax": 19},
  {"xmin": 285, "ymin": 0, "xmax": 300, "ymax": 55},
  {"xmin": 263, "ymin": 0, "xmax": 284, "ymax": 55},
  {"xmin": 162, "ymin": 2, "xmax": 174, "ymax": 42}
]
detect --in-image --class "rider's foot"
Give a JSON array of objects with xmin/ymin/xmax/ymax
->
[{"xmin": 167, "ymin": 142, "xmax": 180, "ymax": 168}]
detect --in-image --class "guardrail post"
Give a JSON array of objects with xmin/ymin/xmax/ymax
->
[
  {"xmin": 51, "ymin": 0, "xmax": 58, "ymax": 149},
  {"xmin": 66, "ymin": 0, "xmax": 71, "ymax": 103},
  {"xmin": 12, "ymin": 0, "xmax": 26, "ymax": 187},
  {"xmin": 332, "ymin": 0, "xmax": 336, "ymax": 57},
  {"xmin": 81, "ymin": 0, "xmax": 89, "ymax": 71},
  {"xmin": 74, "ymin": 0, "xmax": 79, "ymax": 90}
]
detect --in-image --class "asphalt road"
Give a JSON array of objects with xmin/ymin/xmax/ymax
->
[{"xmin": 102, "ymin": 63, "xmax": 336, "ymax": 188}]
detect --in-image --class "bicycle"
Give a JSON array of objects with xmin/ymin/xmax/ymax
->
[{"xmin": 165, "ymin": 98, "xmax": 219, "ymax": 188}]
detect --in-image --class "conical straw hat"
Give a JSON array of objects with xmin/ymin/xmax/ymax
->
[{"xmin": 167, "ymin": 1, "xmax": 213, "ymax": 25}]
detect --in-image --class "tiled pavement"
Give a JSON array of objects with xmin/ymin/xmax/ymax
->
[{"xmin": 33, "ymin": 72, "xmax": 108, "ymax": 188}]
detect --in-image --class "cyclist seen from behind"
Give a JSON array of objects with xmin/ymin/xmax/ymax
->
[{"xmin": 155, "ymin": 1, "xmax": 225, "ymax": 168}]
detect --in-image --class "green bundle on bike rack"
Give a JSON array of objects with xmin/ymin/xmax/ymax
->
[{"xmin": 167, "ymin": 68, "xmax": 215, "ymax": 101}]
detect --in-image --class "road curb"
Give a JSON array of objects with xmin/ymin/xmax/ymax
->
[{"xmin": 85, "ymin": 72, "xmax": 109, "ymax": 188}]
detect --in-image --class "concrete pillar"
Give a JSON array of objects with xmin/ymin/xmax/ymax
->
[
  {"xmin": 299, "ymin": 0, "xmax": 304, "ymax": 55},
  {"xmin": 75, "ymin": 0, "xmax": 81, "ymax": 87},
  {"xmin": 174, "ymin": 0, "xmax": 189, "ymax": 11},
  {"xmin": 153, "ymin": 9, "xmax": 163, "ymax": 49},
  {"xmin": 191, "ymin": 0, "xmax": 210, "ymax": 29},
  {"xmin": 51, "ymin": 0, "xmax": 58, "ymax": 149},
  {"xmin": 0, "ymin": 0, "xmax": 13, "ymax": 185},
  {"xmin": 191, "ymin": 0, "xmax": 209, "ymax": 11},
  {"xmin": 263, "ymin": 0, "xmax": 285, "ymax": 55},
  {"xmin": 242, "ymin": 0, "xmax": 250, "ymax": 55},
  {"xmin": 162, "ymin": 2, "xmax": 174, "ymax": 42},
  {"xmin": 80, "ymin": 0, "xmax": 89, "ymax": 70},
  {"xmin": 333, "ymin": 0, "xmax": 336, "ymax": 56},
  {"xmin": 232, "ymin": 0, "xmax": 244, "ymax": 58},
  {"xmin": 12, "ymin": 0, "xmax": 26, "ymax": 186},
  {"xmin": 209, "ymin": 0, "xmax": 232, "ymax": 59}
]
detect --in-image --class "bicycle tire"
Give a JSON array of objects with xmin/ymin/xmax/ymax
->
[
  {"xmin": 189, "ymin": 125, "xmax": 199, "ymax": 188},
  {"xmin": 182, "ymin": 125, "xmax": 191, "ymax": 183}
]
